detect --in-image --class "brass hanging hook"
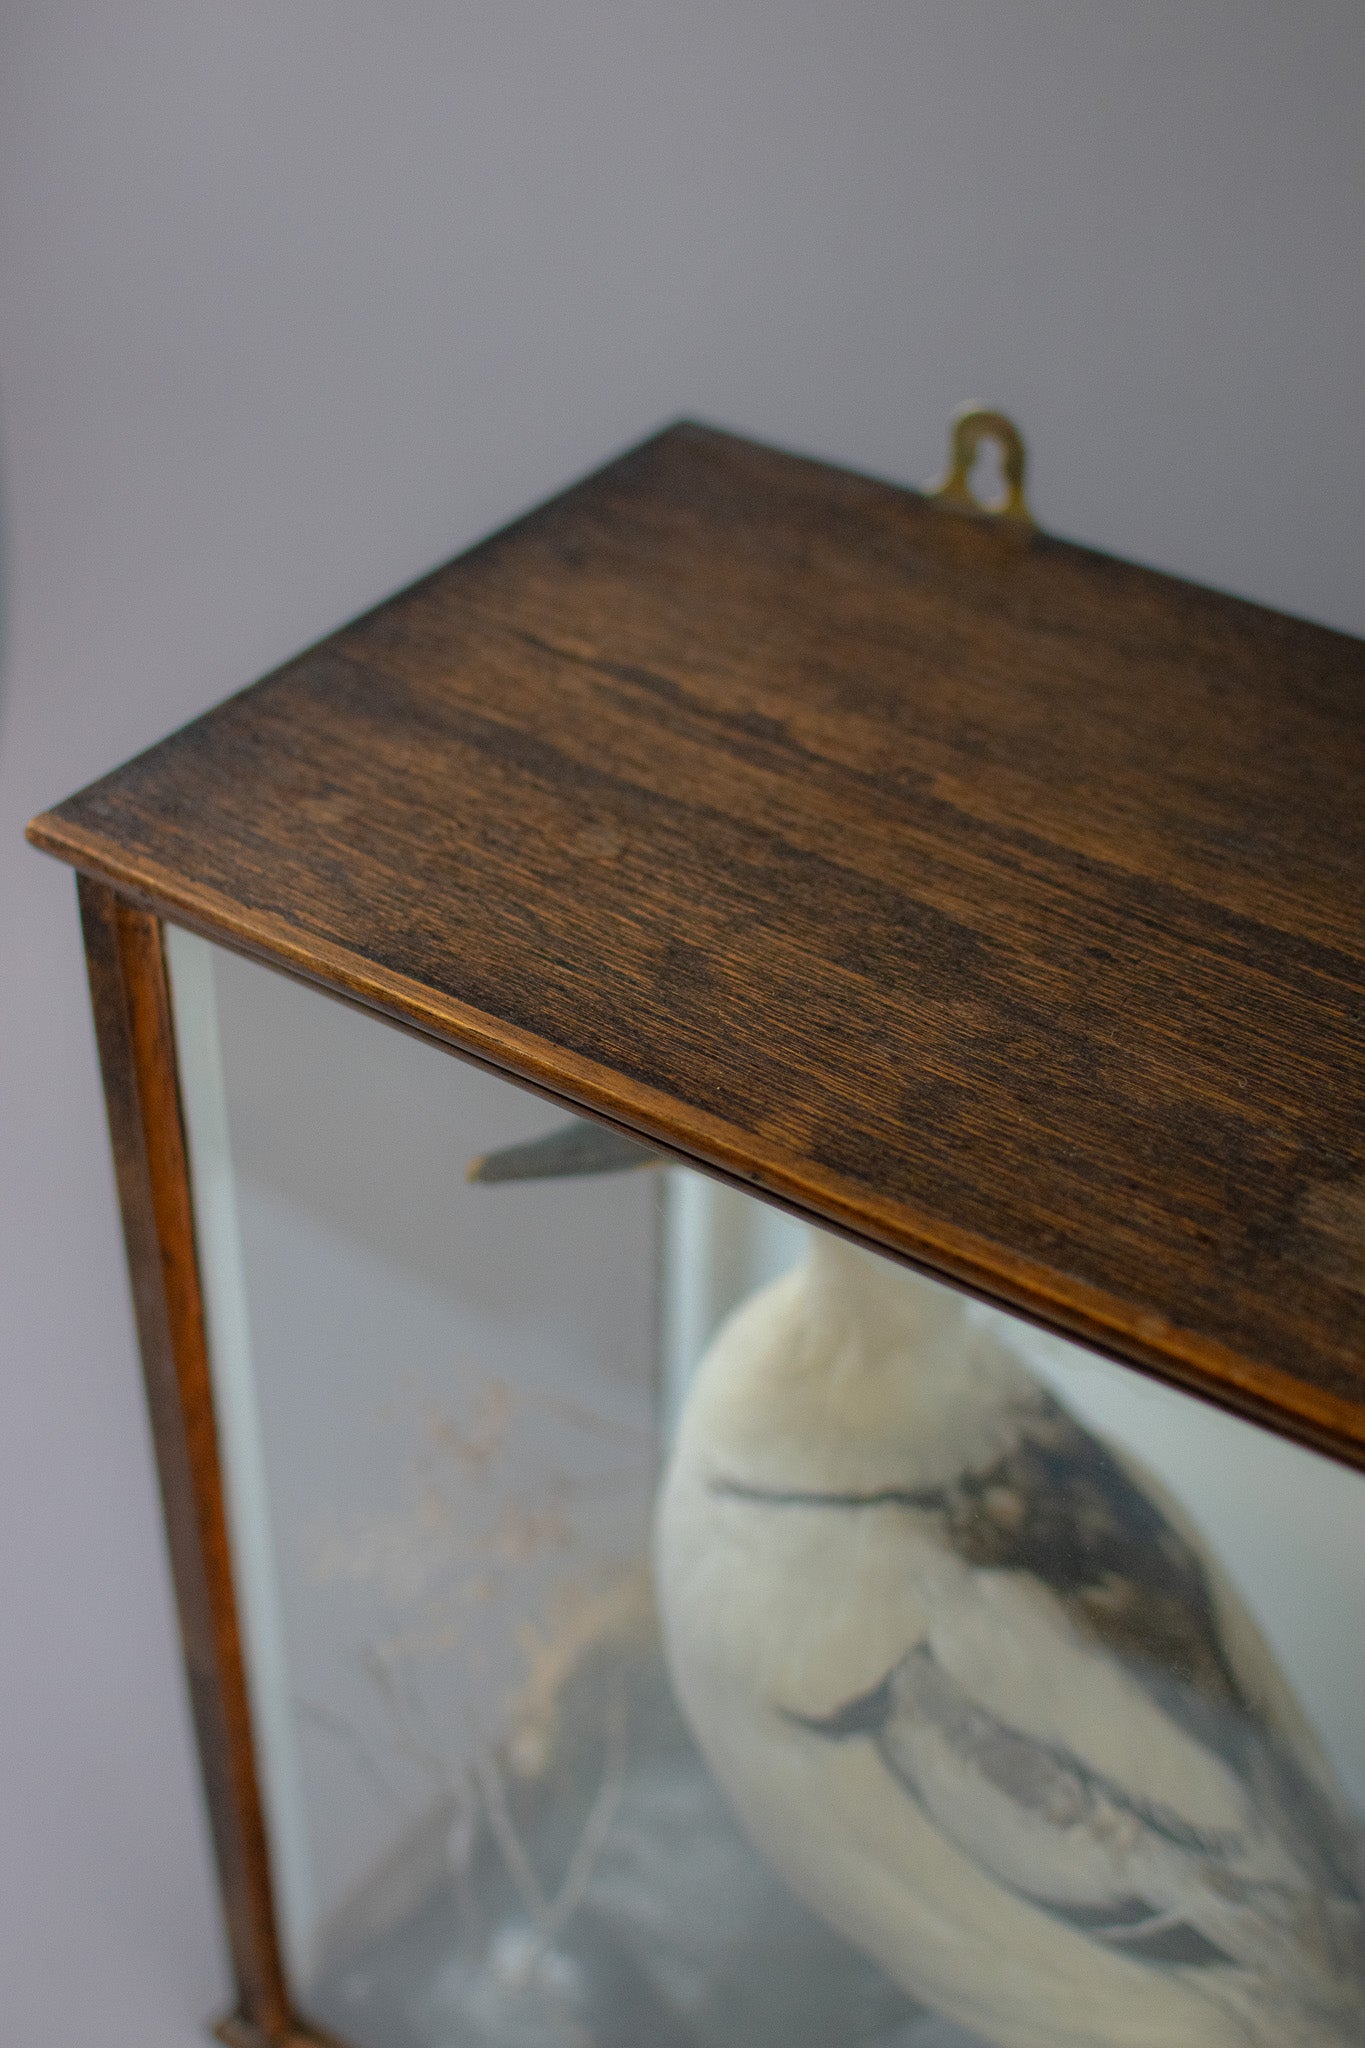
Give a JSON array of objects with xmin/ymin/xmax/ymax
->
[{"xmin": 930, "ymin": 407, "xmax": 1034, "ymax": 530}]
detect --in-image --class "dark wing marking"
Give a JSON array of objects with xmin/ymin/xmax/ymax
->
[
  {"xmin": 1054, "ymin": 1902, "xmax": 1233, "ymax": 1968},
  {"xmin": 713, "ymin": 1387, "xmax": 1365, "ymax": 1916},
  {"xmin": 785, "ymin": 1643, "xmax": 1242, "ymax": 1968},
  {"xmin": 710, "ymin": 1404, "xmax": 1243, "ymax": 1719},
  {"xmin": 709, "ymin": 1477, "xmax": 946, "ymax": 1512},
  {"xmin": 919, "ymin": 1393, "xmax": 1244, "ymax": 1713},
  {"xmin": 791, "ymin": 1644, "xmax": 1365, "ymax": 2001},
  {"xmin": 921, "ymin": 1392, "xmax": 1365, "ymax": 1908}
]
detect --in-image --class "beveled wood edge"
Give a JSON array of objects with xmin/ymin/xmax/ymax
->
[
  {"xmin": 77, "ymin": 876, "xmax": 296, "ymax": 2041},
  {"xmin": 45, "ymin": 830, "xmax": 1365, "ymax": 1475}
]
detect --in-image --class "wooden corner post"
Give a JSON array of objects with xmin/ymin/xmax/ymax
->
[{"xmin": 77, "ymin": 875, "xmax": 296, "ymax": 2046}]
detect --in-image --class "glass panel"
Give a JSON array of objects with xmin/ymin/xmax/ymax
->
[{"xmin": 168, "ymin": 929, "xmax": 1365, "ymax": 2048}]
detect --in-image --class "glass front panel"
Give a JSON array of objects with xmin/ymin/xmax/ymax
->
[{"xmin": 167, "ymin": 930, "xmax": 1365, "ymax": 2048}]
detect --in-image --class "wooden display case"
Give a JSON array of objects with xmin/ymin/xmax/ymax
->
[{"xmin": 28, "ymin": 417, "xmax": 1365, "ymax": 2048}]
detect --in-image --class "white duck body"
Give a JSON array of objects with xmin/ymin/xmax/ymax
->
[{"xmin": 653, "ymin": 1233, "xmax": 1365, "ymax": 2048}]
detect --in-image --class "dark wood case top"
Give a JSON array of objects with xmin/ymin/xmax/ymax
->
[{"xmin": 29, "ymin": 423, "xmax": 1365, "ymax": 1464}]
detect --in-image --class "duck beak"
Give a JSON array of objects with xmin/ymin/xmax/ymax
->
[{"xmin": 466, "ymin": 1116, "xmax": 662, "ymax": 1183}]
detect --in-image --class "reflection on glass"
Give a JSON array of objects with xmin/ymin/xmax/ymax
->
[{"xmin": 167, "ymin": 930, "xmax": 1365, "ymax": 2048}]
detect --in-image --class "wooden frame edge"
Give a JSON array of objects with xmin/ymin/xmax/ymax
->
[
  {"xmin": 214, "ymin": 2011, "xmax": 350, "ymax": 2048},
  {"xmin": 61, "ymin": 858, "xmax": 1365, "ymax": 1478},
  {"xmin": 78, "ymin": 875, "xmax": 295, "ymax": 2042}
]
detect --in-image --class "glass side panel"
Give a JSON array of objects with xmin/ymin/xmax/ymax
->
[{"xmin": 168, "ymin": 930, "xmax": 1365, "ymax": 2048}]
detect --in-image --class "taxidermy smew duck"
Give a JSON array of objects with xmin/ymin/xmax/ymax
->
[{"xmin": 654, "ymin": 1231, "xmax": 1365, "ymax": 2048}]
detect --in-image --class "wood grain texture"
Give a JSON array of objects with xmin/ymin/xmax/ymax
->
[
  {"xmin": 35, "ymin": 424, "xmax": 1365, "ymax": 1466},
  {"xmin": 77, "ymin": 877, "xmax": 294, "ymax": 2041}
]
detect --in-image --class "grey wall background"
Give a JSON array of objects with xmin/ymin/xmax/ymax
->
[{"xmin": 1, "ymin": 4, "xmax": 1362, "ymax": 2043}]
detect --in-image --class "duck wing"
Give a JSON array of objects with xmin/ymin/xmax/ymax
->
[
  {"xmin": 787, "ymin": 1388, "xmax": 1365, "ymax": 2026},
  {"xmin": 806, "ymin": 1644, "xmax": 1356, "ymax": 1995},
  {"xmin": 919, "ymin": 1385, "xmax": 1363, "ymax": 1902}
]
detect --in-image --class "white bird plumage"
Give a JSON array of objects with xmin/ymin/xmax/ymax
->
[{"xmin": 654, "ymin": 1232, "xmax": 1365, "ymax": 2048}]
